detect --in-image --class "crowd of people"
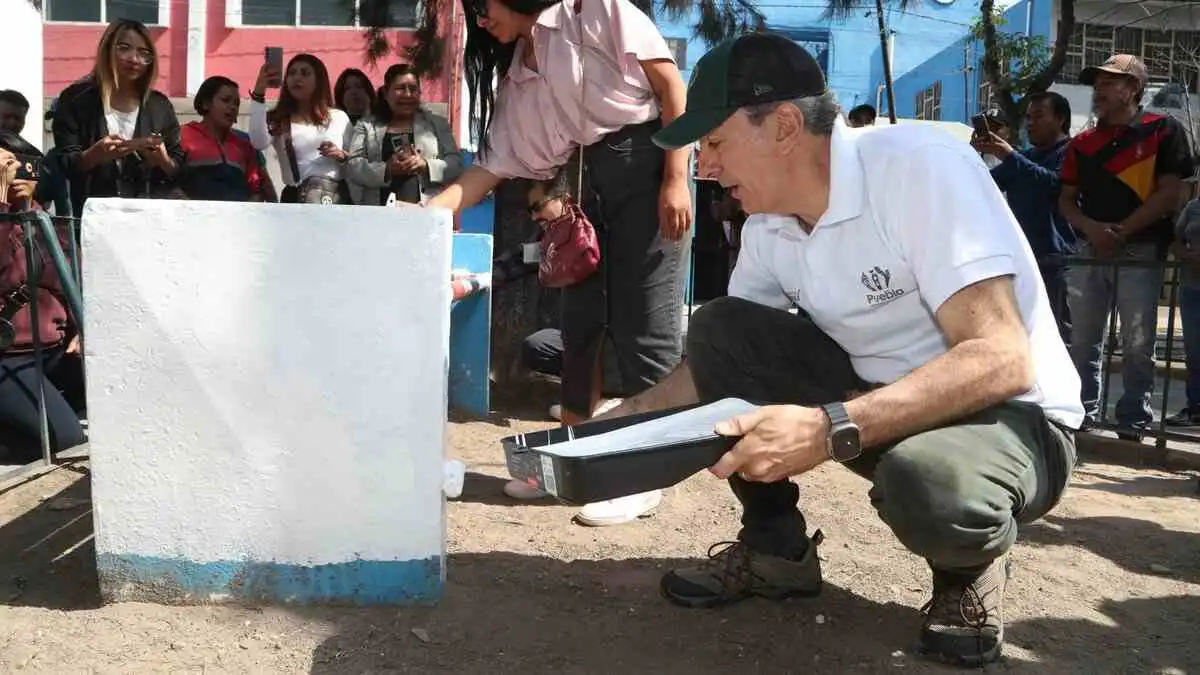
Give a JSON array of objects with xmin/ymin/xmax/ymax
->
[{"xmin": 1, "ymin": 0, "xmax": 1198, "ymax": 667}]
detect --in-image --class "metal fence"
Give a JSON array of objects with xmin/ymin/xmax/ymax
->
[
  {"xmin": 1, "ymin": 213, "xmax": 1195, "ymax": 489},
  {"xmin": 1061, "ymin": 254, "xmax": 1196, "ymax": 452},
  {"xmin": 0, "ymin": 210, "xmax": 86, "ymax": 489}
]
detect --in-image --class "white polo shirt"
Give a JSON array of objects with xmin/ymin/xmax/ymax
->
[{"xmin": 729, "ymin": 120, "xmax": 1084, "ymax": 429}]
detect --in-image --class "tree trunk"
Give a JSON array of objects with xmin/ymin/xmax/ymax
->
[{"xmin": 876, "ymin": 0, "xmax": 898, "ymax": 123}]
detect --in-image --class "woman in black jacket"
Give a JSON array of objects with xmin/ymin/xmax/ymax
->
[{"xmin": 51, "ymin": 19, "xmax": 184, "ymax": 217}]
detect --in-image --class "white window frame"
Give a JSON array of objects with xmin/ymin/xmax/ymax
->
[
  {"xmin": 226, "ymin": 0, "xmax": 419, "ymax": 30},
  {"xmin": 44, "ymin": 0, "xmax": 172, "ymax": 27}
]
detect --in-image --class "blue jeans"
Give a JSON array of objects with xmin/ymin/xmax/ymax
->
[
  {"xmin": 1066, "ymin": 242, "xmax": 1164, "ymax": 430},
  {"xmin": 1180, "ymin": 283, "xmax": 1200, "ymax": 410}
]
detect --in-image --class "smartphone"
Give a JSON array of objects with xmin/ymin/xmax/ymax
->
[
  {"xmin": 970, "ymin": 113, "xmax": 991, "ymax": 137},
  {"xmin": 264, "ymin": 47, "xmax": 284, "ymax": 87},
  {"xmin": 390, "ymin": 133, "xmax": 412, "ymax": 154}
]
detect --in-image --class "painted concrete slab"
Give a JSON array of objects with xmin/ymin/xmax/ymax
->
[{"xmin": 81, "ymin": 198, "xmax": 452, "ymax": 605}]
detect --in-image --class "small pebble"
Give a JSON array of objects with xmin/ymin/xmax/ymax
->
[
  {"xmin": 815, "ymin": 614, "xmax": 826, "ymax": 625},
  {"xmin": 411, "ymin": 627, "xmax": 431, "ymax": 643}
]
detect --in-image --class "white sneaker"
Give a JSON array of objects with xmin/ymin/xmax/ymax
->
[
  {"xmin": 504, "ymin": 478, "xmax": 549, "ymax": 500},
  {"xmin": 574, "ymin": 489, "xmax": 662, "ymax": 527},
  {"xmin": 549, "ymin": 404, "xmax": 562, "ymax": 421}
]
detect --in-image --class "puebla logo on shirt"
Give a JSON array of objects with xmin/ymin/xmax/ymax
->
[{"xmin": 861, "ymin": 265, "xmax": 905, "ymax": 306}]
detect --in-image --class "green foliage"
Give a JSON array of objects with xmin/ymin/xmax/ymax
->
[{"xmin": 967, "ymin": 8, "xmax": 1051, "ymax": 98}]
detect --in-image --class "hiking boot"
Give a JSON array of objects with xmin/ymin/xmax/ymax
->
[
  {"xmin": 920, "ymin": 556, "xmax": 1010, "ymax": 666},
  {"xmin": 660, "ymin": 530, "xmax": 824, "ymax": 609}
]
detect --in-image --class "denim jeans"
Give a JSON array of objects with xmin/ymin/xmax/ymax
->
[
  {"xmin": 1179, "ymin": 283, "xmax": 1200, "ymax": 410},
  {"xmin": 1066, "ymin": 242, "xmax": 1164, "ymax": 429}
]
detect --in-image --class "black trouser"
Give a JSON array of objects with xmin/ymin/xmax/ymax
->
[
  {"xmin": 1042, "ymin": 264, "xmax": 1071, "ymax": 346},
  {"xmin": 687, "ymin": 297, "xmax": 1077, "ymax": 573},
  {"xmin": 559, "ymin": 119, "xmax": 686, "ymax": 417},
  {"xmin": 0, "ymin": 351, "xmax": 86, "ymax": 463}
]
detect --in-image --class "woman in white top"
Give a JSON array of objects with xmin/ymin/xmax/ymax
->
[{"xmin": 248, "ymin": 53, "xmax": 351, "ymax": 204}]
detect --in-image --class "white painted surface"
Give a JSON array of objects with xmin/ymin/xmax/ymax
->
[
  {"xmin": 0, "ymin": 0, "xmax": 44, "ymax": 150},
  {"xmin": 82, "ymin": 199, "xmax": 452, "ymax": 565},
  {"xmin": 186, "ymin": 0, "xmax": 208, "ymax": 95}
]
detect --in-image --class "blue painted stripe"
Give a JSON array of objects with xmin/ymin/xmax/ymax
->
[{"xmin": 96, "ymin": 553, "xmax": 443, "ymax": 606}]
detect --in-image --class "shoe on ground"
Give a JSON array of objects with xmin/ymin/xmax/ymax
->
[
  {"xmin": 1165, "ymin": 408, "xmax": 1200, "ymax": 427},
  {"xmin": 503, "ymin": 478, "xmax": 550, "ymax": 500},
  {"xmin": 920, "ymin": 556, "xmax": 1010, "ymax": 666},
  {"xmin": 660, "ymin": 529, "xmax": 825, "ymax": 608},
  {"xmin": 548, "ymin": 404, "xmax": 562, "ymax": 421},
  {"xmin": 574, "ymin": 489, "xmax": 661, "ymax": 527}
]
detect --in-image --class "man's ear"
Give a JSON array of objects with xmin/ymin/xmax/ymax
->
[{"xmin": 774, "ymin": 103, "xmax": 805, "ymax": 151}]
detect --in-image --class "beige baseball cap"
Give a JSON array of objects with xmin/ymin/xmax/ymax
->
[{"xmin": 1080, "ymin": 54, "xmax": 1149, "ymax": 86}]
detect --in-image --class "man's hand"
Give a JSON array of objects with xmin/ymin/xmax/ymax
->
[
  {"xmin": 658, "ymin": 175, "xmax": 692, "ymax": 241},
  {"xmin": 710, "ymin": 404, "xmax": 831, "ymax": 483},
  {"xmin": 971, "ymin": 131, "xmax": 1014, "ymax": 159},
  {"xmin": 1083, "ymin": 221, "xmax": 1123, "ymax": 258},
  {"xmin": 0, "ymin": 149, "xmax": 16, "ymax": 200}
]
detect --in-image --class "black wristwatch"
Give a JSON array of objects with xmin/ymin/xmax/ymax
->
[{"xmin": 821, "ymin": 402, "xmax": 862, "ymax": 463}]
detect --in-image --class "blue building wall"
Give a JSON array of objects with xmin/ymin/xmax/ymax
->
[
  {"xmin": 886, "ymin": 0, "xmax": 1055, "ymax": 122},
  {"xmin": 655, "ymin": 0, "xmax": 986, "ymax": 113}
]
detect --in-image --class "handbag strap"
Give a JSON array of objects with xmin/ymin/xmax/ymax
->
[
  {"xmin": 282, "ymin": 118, "xmax": 301, "ymax": 186},
  {"xmin": 575, "ymin": 0, "xmax": 584, "ymax": 202}
]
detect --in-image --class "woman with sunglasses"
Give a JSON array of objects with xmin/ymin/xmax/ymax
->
[
  {"xmin": 426, "ymin": 0, "xmax": 692, "ymax": 527},
  {"xmin": 345, "ymin": 64, "xmax": 462, "ymax": 205},
  {"xmin": 52, "ymin": 19, "xmax": 184, "ymax": 216}
]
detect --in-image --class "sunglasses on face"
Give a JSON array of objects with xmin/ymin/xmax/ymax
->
[{"xmin": 116, "ymin": 42, "xmax": 154, "ymax": 64}]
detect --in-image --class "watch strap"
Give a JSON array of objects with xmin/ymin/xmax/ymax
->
[{"xmin": 822, "ymin": 401, "xmax": 851, "ymax": 427}]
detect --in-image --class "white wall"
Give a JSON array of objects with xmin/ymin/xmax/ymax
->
[
  {"xmin": 82, "ymin": 199, "xmax": 452, "ymax": 604},
  {"xmin": 0, "ymin": 0, "xmax": 44, "ymax": 149}
]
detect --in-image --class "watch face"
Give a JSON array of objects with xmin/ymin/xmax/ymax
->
[{"xmin": 831, "ymin": 425, "xmax": 862, "ymax": 462}]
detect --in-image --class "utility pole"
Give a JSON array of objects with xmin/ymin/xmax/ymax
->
[{"xmin": 875, "ymin": 0, "xmax": 897, "ymax": 123}]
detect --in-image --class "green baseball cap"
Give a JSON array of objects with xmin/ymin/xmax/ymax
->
[{"xmin": 653, "ymin": 32, "xmax": 829, "ymax": 150}]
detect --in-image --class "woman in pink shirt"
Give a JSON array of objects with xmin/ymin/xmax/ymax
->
[{"xmin": 428, "ymin": 0, "xmax": 692, "ymax": 525}]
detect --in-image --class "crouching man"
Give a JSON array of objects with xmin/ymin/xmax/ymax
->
[{"xmin": 600, "ymin": 34, "xmax": 1083, "ymax": 666}]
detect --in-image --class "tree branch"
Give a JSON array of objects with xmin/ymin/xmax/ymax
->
[{"xmin": 1015, "ymin": 0, "xmax": 1074, "ymax": 93}]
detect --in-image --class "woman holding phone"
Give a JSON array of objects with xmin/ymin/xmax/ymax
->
[
  {"xmin": 52, "ymin": 19, "xmax": 184, "ymax": 215},
  {"xmin": 344, "ymin": 64, "xmax": 462, "ymax": 205},
  {"xmin": 248, "ymin": 53, "xmax": 351, "ymax": 204},
  {"xmin": 425, "ymin": 0, "xmax": 692, "ymax": 526}
]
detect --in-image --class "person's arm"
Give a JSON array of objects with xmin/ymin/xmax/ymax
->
[
  {"xmin": 426, "ymin": 113, "xmax": 464, "ymax": 185},
  {"xmin": 246, "ymin": 99, "xmax": 273, "ymax": 152},
  {"xmin": 641, "ymin": 57, "xmax": 691, "ymax": 241},
  {"xmin": 1056, "ymin": 141, "xmax": 1116, "ymax": 247},
  {"xmin": 344, "ymin": 122, "xmax": 389, "ymax": 188},
  {"xmin": 1117, "ymin": 120, "xmax": 1194, "ymax": 238},
  {"xmin": 997, "ymin": 148, "xmax": 1063, "ymax": 195},
  {"xmin": 845, "ymin": 276, "xmax": 1031, "ymax": 448},
  {"xmin": 424, "ymin": 165, "xmax": 503, "ymax": 213},
  {"xmin": 152, "ymin": 97, "xmax": 184, "ymax": 177}
]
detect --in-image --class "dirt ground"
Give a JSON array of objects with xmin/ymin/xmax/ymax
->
[{"xmin": 2, "ymin": 393, "xmax": 1199, "ymax": 674}]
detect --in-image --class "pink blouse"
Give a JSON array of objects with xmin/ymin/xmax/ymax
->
[{"xmin": 476, "ymin": 0, "xmax": 675, "ymax": 180}]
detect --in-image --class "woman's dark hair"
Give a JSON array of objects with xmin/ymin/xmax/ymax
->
[
  {"xmin": 372, "ymin": 63, "xmax": 421, "ymax": 121},
  {"xmin": 193, "ymin": 75, "xmax": 239, "ymax": 115},
  {"xmin": 461, "ymin": 0, "xmax": 558, "ymax": 155},
  {"xmin": 334, "ymin": 68, "xmax": 375, "ymax": 113},
  {"xmin": 270, "ymin": 53, "xmax": 334, "ymax": 127}
]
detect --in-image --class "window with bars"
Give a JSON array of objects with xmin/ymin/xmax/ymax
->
[
  {"xmin": 976, "ymin": 58, "xmax": 1009, "ymax": 113},
  {"xmin": 45, "ymin": 0, "xmax": 162, "ymax": 24},
  {"xmin": 238, "ymin": 0, "xmax": 417, "ymax": 28},
  {"xmin": 915, "ymin": 81, "xmax": 942, "ymax": 121},
  {"xmin": 1058, "ymin": 22, "xmax": 1200, "ymax": 90}
]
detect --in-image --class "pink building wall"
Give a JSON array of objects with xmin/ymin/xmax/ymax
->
[{"xmin": 43, "ymin": 0, "xmax": 450, "ymax": 105}]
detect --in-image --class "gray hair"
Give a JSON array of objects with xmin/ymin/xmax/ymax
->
[{"xmin": 743, "ymin": 90, "xmax": 841, "ymax": 137}]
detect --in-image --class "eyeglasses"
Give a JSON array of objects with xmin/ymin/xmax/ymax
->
[
  {"xmin": 116, "ymin": 42, "xmax": 154, "ymax": 65},
  {"xmin": 393, "ymin": 84, "xmax": 420, "ymax": 94}
]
